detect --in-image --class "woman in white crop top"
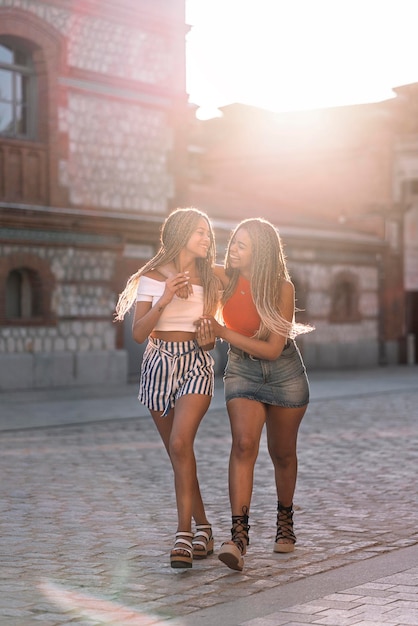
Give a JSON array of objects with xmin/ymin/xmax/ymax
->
[{"xmin": 115, "ymin": 208, "xmax": 220, "ymax": 569}]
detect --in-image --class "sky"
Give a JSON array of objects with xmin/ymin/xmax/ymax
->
[{"xmin": 186, "ymin": 0, "xmax": 418, "ymax": 119}]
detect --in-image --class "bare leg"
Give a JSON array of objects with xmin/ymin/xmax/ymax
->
[
  {"xmin": 265, "ymin": 404, "xmax": 307, "ymax": 506},
  {"xmin": 150, "ymin": 396, "xmax": 211, "ymax": 526},
  {"xmin": 217, "ymin": 398, "xmax": 265, "ymax": 570},
  {"xmin": 151, "ymin": 394, "xmax": 211, "ymax": 565},
  {"xmin": 167, "ymin": 393, "xmax": 212, "ymax": 532},
  {"xmin": 226, "ymin": 398, "xmax": 266, "ymax": 515},
  {"xmin": 266, "ymin": 404, "xmax": 307, "ymax": 549}
]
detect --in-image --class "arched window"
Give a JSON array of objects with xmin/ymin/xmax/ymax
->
[
  {"xmin": 0, "ymin": 253, "xmax": 55, "ymax": 325},
  {"xmin": 329, "ymin": 273, "xmax": 361, "ymax": 323},
  {"xmin": 5, "ymin": 267, "xmax": 42, "ymax": 319},
  {"xmin": 0, "ymin": 38, "xmax": 36, "ymax": 139}
]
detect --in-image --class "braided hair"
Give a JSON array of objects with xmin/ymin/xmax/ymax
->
[
  {"xmin": 222, "ymin": 218, "xmax": 312, "ymax": 340},
  {"xmin": 115, "ymin": 208, "xmax": 220, "ymax": 321}
]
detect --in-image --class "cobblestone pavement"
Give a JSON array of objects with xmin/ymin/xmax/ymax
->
[{"xmin": 1, "ymin": 368, "xmax": 418, "ymax": 625}]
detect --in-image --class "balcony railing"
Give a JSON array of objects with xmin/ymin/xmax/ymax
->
[{"xmin": 0, "ymin": 137, "xmax": 48, "ymax": 204}]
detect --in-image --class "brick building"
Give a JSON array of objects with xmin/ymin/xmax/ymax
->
[
  {"xmin": 0, "ymin": 0, "xmax": 188, "ymax": 390},
  {"xmin": 186, "ymin": 100, "xmax": 418, "ymax": 369},
  {"xmin": 1, "ymin": 0, "xmax": 416, "ymax": 391}
]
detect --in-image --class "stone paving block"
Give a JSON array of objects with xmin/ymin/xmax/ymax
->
[
  {"xmin": 391, "ymin": 593, "xmax": 418, "ymax": 601},
  {"xmin": 305, "ymin": 612, "xmax": 362, "ymax": 625},
  {"xmin": 350, "ymin": 603, "xmax": 397, "ymax": 617},
  {"xmin": 241, "ymin": 615, "xmax": 299, "ymax": 625},
  {"xmin": 1, "ymin": 384, "xmax": 418, "ymax": 625},
  {"xmin": 345, "ymin": 622, "xmax": 399, "ymax": 626},
  {"xmin": 383, "ymin": 610, "xmax": 418, "ymax": 625},
  {"xmin": 350, "ymin": 595, "xmax": 397, "ymax": 606}
]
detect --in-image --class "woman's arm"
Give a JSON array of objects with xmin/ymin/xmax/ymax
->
[
  {"xmin": 199, "ymin": 281, "xmax": 295, "ymax": 360},
  {"xmin": 132, "ymin": 274, "xmax": 186, "ymax": 343},
  {"xmin": 212, "ymin": 322, "xmax": 286, "ymax": 360}
]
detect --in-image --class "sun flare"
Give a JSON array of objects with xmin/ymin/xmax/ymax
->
[{"xmin": 186, "ymin": 0, "xmax": 418, "ymax": 117}]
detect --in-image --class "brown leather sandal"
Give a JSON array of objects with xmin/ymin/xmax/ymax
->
[
  {"xmin": 192, "ymin": 524, "xmax": 214, "ymax": 559},
  {"xmin": 170, "ymin": 531, "xmax": 194, "ymax": 568}
]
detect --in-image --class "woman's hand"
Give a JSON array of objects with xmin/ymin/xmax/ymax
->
[
  {"xmin": 175, "ymin": 278, "xmax": 193, "ymax": 299},
  {"xmin": 203, "ymin": 316, "xmax": 225, "ymax": 338},
  {"xmin": 196, "ymin": 315, "xmax": 225, "ymax": 345},
  {"xmin": 132, "ymin": 272, "xmax": 191, "ymax": 344},
  {"xmin": 159, "ymin": 265, "xmax": 193, "ymax": 299},
  {"xmin": 161, "ymin": 273, "xmax": 191, "ymax": 304},
  {"xmin": 195, "ymin": 316, "xmax": 216, "ymax": 350}
]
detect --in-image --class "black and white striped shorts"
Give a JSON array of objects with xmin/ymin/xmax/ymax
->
[{"xmin": 138, "ymin": 337, "xmax": 215, "ymax": 416}]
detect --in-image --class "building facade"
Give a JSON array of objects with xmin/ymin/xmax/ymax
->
[
  {"xmin": 0, "ymin": 0, "xmax": 188, "ymax": 390},
  {"xmin": 1, "ymin": 1, "xmax": 416, "ymax": 391},
  {"xmin": 186, "ymin": 101, "xmax": 416, "ymax": 369}
]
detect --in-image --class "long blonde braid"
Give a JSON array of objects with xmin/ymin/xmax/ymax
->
[
  {"xmin": 115, "ymin": 208, "xmax": 220, "ymax": 321},
  {"xmin": 222, "ymin": 218, "xmax": 313, "ymax": 340}
]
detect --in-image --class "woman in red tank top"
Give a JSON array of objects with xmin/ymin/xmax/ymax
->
[{"xmin": 197, "ymin": 218, "xmax": 313, "ymax": 572}]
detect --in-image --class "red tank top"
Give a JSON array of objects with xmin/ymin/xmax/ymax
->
[{"xmin": 222, "ymin": 276, "xmax": 261, "ymax": 337}]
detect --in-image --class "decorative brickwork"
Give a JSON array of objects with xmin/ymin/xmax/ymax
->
[
  {"xmin": 0, "ymin": 243, "xmax": 118, "ymax": 354},
  {"xmin": 0, "ymin": 0, "xmax": 175, "ymax": 85},
  {"xmin": 0, "ymin": 251, "xmax": 55, "ymax": 325},
  {"xmin": 0, "ymin": 1, "xmax": 176, "ymax": 213},
  {"xmin": 0, "ymin": 0, "xmax": 185, "ymax": 388},
  {"xmin": 61, "ymin": 92, "xmax": 171, "ymax": 212}
]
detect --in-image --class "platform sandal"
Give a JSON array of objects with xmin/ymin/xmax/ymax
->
[
  {"xmin": 192, "ymin": 524, "xmax": 214, "ymax": 559},
  {"xmin": 274, "ymin": 501, "xmax": 296, "ymax": 553},
  {"xmin": 218, "ymin": 507, "xmax": 250, "ymax": 572},
  {"xmin": 170, "ymin": 531, "xmax": 194, "ymax": 568}
]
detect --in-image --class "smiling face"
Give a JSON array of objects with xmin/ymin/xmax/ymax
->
[
  {"xmin": 227, "ymin": 227, "xmax": 253, "ymax": 276},
  {"xmin": 185, "ymin": 217, "xmax": 212, "ymax": 258}
]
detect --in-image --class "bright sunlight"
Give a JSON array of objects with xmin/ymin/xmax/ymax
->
[{"xmin": 186, "ymin": 0, "xmax": 418, "ymax": 118}]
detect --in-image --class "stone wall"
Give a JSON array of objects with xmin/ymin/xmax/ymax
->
[
  {"xmin": 0, "ymin": 0, "xmax": 184, "ymax": 389},
  {"xmin": 288, "ymin": 255, "xmax": 383, "ymax": 369},
  {"xmin": 0, "ymin": 239, "xmax": 127, "ymax": 389},
  {"xmin": 0, "ymin": 0, "xmax": 174, "ymax": 83},
  {"xmin": 0, "ymin": 0, "xmax": 175, "ymax": 213},
  {"xmin": 61, "ymin": 93, "xmax": 172, "ymax": 212}
]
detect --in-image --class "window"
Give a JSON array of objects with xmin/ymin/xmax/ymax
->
[
  {"xmin": 0, "ymin": 39, "xmax": 36, "ymax": 139},
  {"xmin": 6, "ymin": 267, "xmax": 42, "ymax": 319},
  {"xmin": 0, "ymin": 254, "xmax": 56, "ymax": 326},
  {"xmin": 329, "ymin": 273, "xmax": 361, "ymax": 323}
]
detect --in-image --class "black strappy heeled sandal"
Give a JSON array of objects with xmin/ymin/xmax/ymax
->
[
  {"xmin": 218, "ymin": 507, "xmax": 250, "ymax": 571},
  {"xmin": 274, "ymin": 501, "xmax": 296, "ymax": 553}
]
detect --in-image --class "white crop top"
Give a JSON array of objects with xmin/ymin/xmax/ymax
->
[{"xmin": 136, "ymin": 275, "xmax": 204, "ymax": 332}]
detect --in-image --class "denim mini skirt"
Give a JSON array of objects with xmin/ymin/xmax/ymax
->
[{"xmin": 224, "ymin": 339, "xmax": 309, "ymax": 408}]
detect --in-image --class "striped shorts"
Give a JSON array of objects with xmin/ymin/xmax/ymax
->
[{"xmin": 138, "ymin": 337, "xmax": 215, "ymax": 417}]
